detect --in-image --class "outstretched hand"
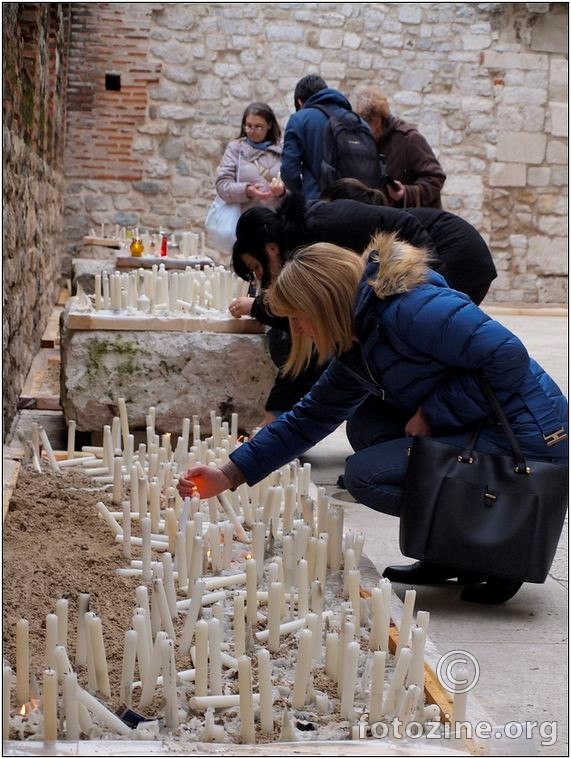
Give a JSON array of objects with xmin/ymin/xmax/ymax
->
[
  {"xmin": 177, "ymin": 465, "xmax": 232, "ymax": 500},
  {"xmin": 228, "ymin": 296, "xmax": 254, "ymax": 319}
]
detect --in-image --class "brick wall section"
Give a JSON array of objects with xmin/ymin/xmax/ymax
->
[
  {"xmin": 2, "ymin": 3, "xmax": 71, "ymax": 440},
  {"xmin": 63, "ymin": 2, "xmax": 568, "ymax": 304},
  {"xmin": 65, "ymin": 3, "xmax": 161, "ymax": 182}
]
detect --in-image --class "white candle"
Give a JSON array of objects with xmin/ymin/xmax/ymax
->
[
  {"xmin": 397, "ymin": 589, "xmax": 416, "ymax": 657},
  {"xmin": 268, "ymin": 581, "xmax": 282, "ymax": 653},
  {"xmin": 217, "ymin": 493, "xmax": 250, "ymax": 543},
  {"xmin": 77, "ymin": 687, "xmax": 131, "ymax": 735},
  {"xmin": 416, "ymin": 609, "xmax": 430, "ymax": 638},
  {"xmin": 245, "ymin": 559, "xmax": 258, "ymax": 627},
  {"xmin": 87, "ymin": 615, "xmax": 111, "ymax": 698},
  {"xmin": 292, "ymin": 628, "xmax": 313, "ymax": 709},
  {"xmin": 15, "ymin": 618, "xmax": 30, "ymax": 706},
  {"xmin": 233, "ymin": 593, "xmax": 246, "ymax": 659},
  {"xmin": 347, "ymin": 569, "xmax": 361, "ymax": 631},
  {"xmin": 252, "ymin": 522, "xmax": 266, "ymax": 581},
  {"xmin": 112, "ymin": 457, "xmax": 123, "ymax": 505},
  {"xmin": 340, "ymin": 640, "xmax": 360, "ymax": 719},
  {"xmin": 120, "ymin": 629, "xmax": 138, "ymax": 708},
  {"xmin": 141, "ymin": 517, "xmax": 153, "ymax": 582},
  {"xmin": 42, "ymin": 668, "xmax": 58, "ymax": 741},
  {"xmin": 95, "ymin": 500, "xmax": 122, "ymax": 537},
  {"xmin": 189, "ymin": 693, "xmax": 261, "ymax": 711},
  {"xmin": 54, "ymin": 645, "xmax": 73, "ymax": 682},
  {"xmin": 161, "ymin": 553, "xmax": 178, "ymax": 619},
  {"xmin": 75, "ymin": 594, "xmax": 90, "ymax": 666},
  {"xmin": 383, "ymin": 646, "xmax": 412, "ymax": 717},
  {"xmin": 315, "ymin": 536, "xmax": 328, "ymax": 587},
  {"xmin": 283, "ymin": 484, "xmax": 296, "ymax": 534},
  {"xmin": 452, "ymin": 665, "xmax": 469, "ymax": 725},
  {"xmin": 296, "ymin": 560, "xmax": 309, "ymax": 618},
  {"xmin": 194, "ymin": 619, "xmax": 209, "ymax": 697},
  {"xmin": 406, "ymin": 626, "xmax": 426, "ymax": 690},
  {"xmin": 133, "ymin": 613, "xmax": 151, "ymax": 687},
  {"xmin": 122, "ymin": 499, "xmax": 132, "ymax": 560},
  {"xmin": 305, "ymin": 612, "xmax": 323, "ymax": 663},
  {"xmin": 161, "ymin": 638, "xmax": 178, "ymax": 729},
  {"xmin": 379, "ymin": 578, "xmax": 392, "ymax": 652},
  {"xmin": 208, "ymin": 617, "xmax": 223, "ymax": 696},
  {"xmin": 325, "ymin": 631, "xmax": 339, "ymax": 680},
  {"xmin": 152, "ymin": 578, "xmax": 176, "ymax": 641},
  {"xmin": 369, "ymin": 587, "xmax": 383, "ymax": 651},
  {"xmin": 238, "ymin": 655, "xmax": 255, "ymax": 744},
  {"xmin": 180, "ymin": 579, "xmax": 205, "ymax": 653},
  {"xmin": 94, "ymin": 273, "xmax": 102, "ymax": 310},
  {"xmin": 63, "ymin": 671, "xmax": 80, "ymax": 740},
  {"xmin": 257, "ymin": 648, "xmax": 273, "ymax": 734},
  {"xmin": 149, "ymin": 478, "xmax": 160, "ymax": 533},
  {"xmin": 369, "ymin": 649, "xmax": 386, "ymax": 723},
  {"xmin": 39, "ymin": 425, "xmax": 60, "ymax": 473}
]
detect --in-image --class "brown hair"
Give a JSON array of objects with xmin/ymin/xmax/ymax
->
[
  {"xmin": 239, "ymin": 101, "xmax": 282, "ymax": 144},
  {"xmin": 266, "ymin": 243, "xmax": 365, "ymax": 376}
]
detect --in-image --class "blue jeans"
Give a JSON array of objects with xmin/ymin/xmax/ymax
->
[{"xmin": 344, "ymin": 394, "xmax": 568, "ymax": 517}]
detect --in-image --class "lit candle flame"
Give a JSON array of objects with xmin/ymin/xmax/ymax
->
[{"xmin": 19, "ymin": 698, "xmax": 40, "ymax": 716}]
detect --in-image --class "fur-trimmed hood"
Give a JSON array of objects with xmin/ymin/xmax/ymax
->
[
  {"xmin": 353, "ymin": 231, "xmax": 448, "ymax": 350},
  {"xmin": 363, "ymin": 231, "xmax": 432, "ymax": 299}
]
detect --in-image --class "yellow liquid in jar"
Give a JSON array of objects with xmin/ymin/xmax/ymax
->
[{"xmin": 130, "ymin": 238, "xmax": 144, "ymax": 257}]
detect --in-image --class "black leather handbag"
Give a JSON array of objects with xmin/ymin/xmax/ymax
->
[{"xmin": 399, "ymin": 378, "xmax": 568, "ymax": 583}]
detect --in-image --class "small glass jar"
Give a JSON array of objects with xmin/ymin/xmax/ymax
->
[{"xmin": 130, "ymin": 237, "xmax": 144, "ymax": 257}]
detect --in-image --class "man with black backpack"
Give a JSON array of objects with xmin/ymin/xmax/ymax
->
[{"xmin": 281, "ymin": 74, "xmax": 382, "ymax": 200}]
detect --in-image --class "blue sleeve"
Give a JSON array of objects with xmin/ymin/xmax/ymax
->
[
  {"xmin": 229, "ymin": 359, "xmax": 369, "ymax": 484},
  {"xmin": 391, "ymin": 290, "xmax": 531, "ymax": 428},
  {"xmin": 281, "ymin": 115, "xmax": 303, "ymax": 192}
]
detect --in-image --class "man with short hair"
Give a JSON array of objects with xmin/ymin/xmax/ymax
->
[{"xmin": 281, "ymin": 75, "xmax": 355, "ymax": 199}]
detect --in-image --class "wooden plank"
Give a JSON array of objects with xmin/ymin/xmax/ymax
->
[
  {"xmin": 115, "ymin": 255, "xmax": 215, "ymax": 270},
  {"xmin": 41, "ymin": 306, "xmax": 63, "ymax": 347},
  {"xmin": 83, "ymin": 236, "xmax": 123, "ymax": 248},
  {"xmin": 65, "ymin": 312, "xmax": 264, "ymax": 333},
  {"xmin": 19, "ymin": 348, "xmax": 61, "ymax": 410}
]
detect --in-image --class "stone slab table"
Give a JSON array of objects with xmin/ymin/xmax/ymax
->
[{"xmin": 60, "ymin": 305, "xmax": 277, "ymax": 435}]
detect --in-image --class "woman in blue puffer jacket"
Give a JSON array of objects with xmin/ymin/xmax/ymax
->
[{"xmin": 180, "ymin": 235, "xmax": 568, "ymax": 604}]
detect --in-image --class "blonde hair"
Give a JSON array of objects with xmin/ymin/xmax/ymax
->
[
  {"xmin": 266, "ymin": 244, "xmax": 365, "ymax": 376},
  {"xmin": 353, "ymin": 84, "xmax": 390, "ymax": 122}
]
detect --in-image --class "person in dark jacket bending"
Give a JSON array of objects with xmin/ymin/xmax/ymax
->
[
  {"xmin": 228, "ymin": 192, "xmax": 497, "ymax": 422},
  {"xmin": 183, "ymin": 237, "xmax": 568, "ymax": 605}
]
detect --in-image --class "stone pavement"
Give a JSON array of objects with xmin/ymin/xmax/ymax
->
[{"xmin": 303, "ymin": 308, "xmax": 568, "ymax": 757}]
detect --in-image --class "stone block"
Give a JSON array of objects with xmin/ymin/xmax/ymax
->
[
  {"xmin": 489, "ymin": 163, "xmax": 527, "ymax": 187},
  {"xmin": 496, "ymin": 133, "xmax": 547, "ymax": 164},
  {"xmin": 60, "ymin": 325, "xmax": 277, "ymax": 435},
  {"xmin": 549, "ymin": 102, "xmax": 569, "ymax": 137},
  {"xmin": 528, "ymin": 236, "xmax": 568, "ymax": 274}
]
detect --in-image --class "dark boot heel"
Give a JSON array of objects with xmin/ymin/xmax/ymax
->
[{"xmin": 461, "ymin": 578, "xmax": 523, "ymax": 604}]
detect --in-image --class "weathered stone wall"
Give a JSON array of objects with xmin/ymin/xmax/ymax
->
[
  {"xmin": 63, "ymin": 2, "xmax": 568, "ymax": 303},
  {"xmin": 2, "ymin": 3, "xmax": 71, "ymax": 440}
]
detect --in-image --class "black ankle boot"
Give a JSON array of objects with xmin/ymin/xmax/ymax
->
[
  {"xmin": 461, "ymin": 578, "xmax": 523, "ymax": 604},
  {"xmin": 382, "ymin": 561, "xmax": 485, "ymax": 586}
]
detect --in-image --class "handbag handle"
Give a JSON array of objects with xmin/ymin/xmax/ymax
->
[{"xmin": 477, "ymin": 373, "xmax": 529, "ymax": 474}]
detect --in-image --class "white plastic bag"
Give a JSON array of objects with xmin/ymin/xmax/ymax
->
[{"xmin": 204, "ymin": 195, "xmax": 241, "ymax": 256}]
